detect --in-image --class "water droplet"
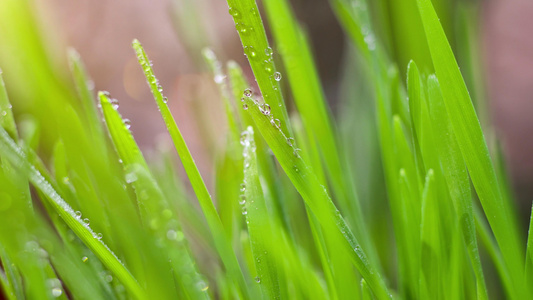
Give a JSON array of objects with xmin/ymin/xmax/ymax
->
[
  {"xmin": 250, "ymin": 7, "xmax": 258, "ymax": 15},
  {"xmin": 286, "ymin": 137, "xmax": 295, "ymax": 146},
  {"xmin": 239, "ymin": 195, "xmax": 246, "ymax": 205},
  {"xmin": 244, "ymin": 46, "xmax": 257, "ymax": 59},
  {"xmin": 125, "ymin": 172, "xmax": 138, "ymax": 183},
  {"xmin": 229, "ymin": 7, "xmax": 240, "ymax": 18},
  {"xmin": 270, "ymin": 118, "xmax": 280, "ymax": 128},
  {"xmin": 240, "ymin": 132, "xmax": 249, "ymax": 146},
  {"xmin": 244, "ymin": 88, "xmax": 252, "ymax": 97},
  {"xmin": 214, "ymin": 74, "xmax": 225, "ymax": 84},
  {"xmin": 162, "ymin": 208, "xmax": 173, "ymax": 219},
  {"xmin": 163, "ymin": 97, "xmax": 168, "ymax": 103},
  {"xmin": 263, "ymin": 60, "xmax": 273, "ymax": 73},
  {"xmin": 51, "ymin": 288, "xmax": 62, "ymax": 297},
  {"xmin": 242, "ymin": 104, "xmax": 248, "ymax": 110},
  {"xmin": 293, "ymin": 148, "xmax": 301, "ymax": 158},
  {"xmin": 242, "ymin": 208, "xmax": 248, "ymax": 215},
  {"xmin": 109, "ymin": 98, "xmax": 119, "ymax": 110},
  {"xmin": 83, "ymin": 218, "xmax": 90, "ymax": 225},
  {"xmin": 293, "ymin": 165, "xmax": 299, "ymax": 172},
  {"xmin": 123, "ymin": 118, "xmax": 131, "ymax": 129},
  {"xmin": 255, "ymin": 276, "xmax": 261, "ymax": 283},
  {"xmin": 260, "ymin": 103, "xmax": 271, "ymax": 115},
  {"xmin": 235, "ymin": 23, "xmax": 250, "ymax": 35},
  {"xmin": 105, "ymin": 275, "xmax": 113, "ymax": 283},
  {"xmin": 1, "ymin": 110, "xmax": 6, "ymax": 117},
  {"xmin": 167, "ymin": 230, "xmax": 178, "ymax": 240},
  {"xmin": 75, "ymin": 211, "xmax": 82, "ymax": 218},
  {"xmin": 240, "ymin": 184, "xmax": 246, "ymax": 192},
  {"xmin": 82, "ymin": 256, "xmax": 88, "ymax": 263},
  {"xmin": 265, "ymin": 47, "xmax": 273, "ymax": 58},
  {"xmin": 62, "ymin": 177, "xmax": 70, "ymax": 184},
  {"xmin": 96, "ymin": 233, "xmax": 103, "ymax": 240},
  {"xmin": 274, "ymin": 72, "xmax": 282, "ymax": 82}
]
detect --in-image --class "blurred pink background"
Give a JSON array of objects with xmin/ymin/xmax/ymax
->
[{"xmin": 36, "ymin": 0, "xmax": 533, "ymax": 216}]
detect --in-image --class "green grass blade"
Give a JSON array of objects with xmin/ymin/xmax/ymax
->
[
  {"xmin": 414, "ymin": 0, "xmax": 527, "ymax": 296},
  {"xmin": 132, "ymin": 39, "xmax": 249, "ymax": 297},
  {"xmin": 225, "ymin": 0, "xmax": 291, "ymax": 136},
  {"xmin": 427, "ymin": 74, "xmax": 487, "ymax": 300},
  {"xmin": 0, "ymin": 71, "xmax": 17, "ymax": 140},
  {"xmin": 241, "ymin": 126, "xmax": 280, "ymax": 299},
  {"xmin": 0, "ymin": 127, "xmax": 145, "ymax": 300},
  {"xmin": 241, "ymin": 96, "xmax": 391, "ymax": 299},
  {"xmin": 526, "ymin": 203, "xmax": 533, "ymax": 283}
]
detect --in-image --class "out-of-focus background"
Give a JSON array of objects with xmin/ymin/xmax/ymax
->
[{"xmin": 0, "ymin": 0, "xmax": 531, "ymax": 216}]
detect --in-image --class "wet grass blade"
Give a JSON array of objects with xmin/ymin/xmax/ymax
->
[
  {"xmin": 414, "ymin": 0, "xmax": 527, "ymax": 296},
  {"xmin": 526, "ymin": 204, "xmax": 533, "ymax": 283},
  {"xmin": 0, "ymin": 71, "xmax": 17, "ymax": 140},
  {"xmin": 241, "ymin": 97, "xmax": 391, "ymax": 299},
  {"xmin": 0, "ymin": 127, "xmax": 145, "ymax": 300},
  {"xmin": 132, "ymin": 39, "xmax": 249, "ymax": 297},
  {"xmin": 241, "ymin": 126, "xmax": 280, "ymax": 299},
  {"xmin": 225, "ymin": 0, "xmax": 291, "ymax": 136}
]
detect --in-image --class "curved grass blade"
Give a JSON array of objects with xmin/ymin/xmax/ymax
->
[
  {"xmin": 224, "ymin": 0, "xmax": 291, "ymax": 136},
  {"xmin": 0, "ymin": 127, "xmax": 145, "ymax": 300},
  {"xmin": 414, "ymin": 0, "xmax": 527, "ymax": 296},
  {"xmin": 241, "ymin": 97, "xmax": 391, "ymax": 299},
  {"xmin": 241, "ymin": 126, "xmax": 280, "ymax": 299},
  {"xmin": 132, "ymin": 39, "xmax": 249, "ymax": 297}
]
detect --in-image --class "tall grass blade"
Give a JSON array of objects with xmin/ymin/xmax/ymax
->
[
  {"xmin": 132, "ymin": 39, "xmax": 249, "ymax": 297},
  {"xmin": 414, "ymin": 0, "xmax": 527, "ymax": 296}
]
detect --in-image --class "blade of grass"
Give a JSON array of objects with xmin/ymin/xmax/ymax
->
[
  {"xmin": 0, "ymin": 127, "xmax": 145, "ymax": 300},
  {"xmin": 0, "ymin": 70, "xmax": 17, "ymax": 140},
  {"xmin": 241, "ymin": 126, "xmax": 280, "ymax": 298},
  {"xmin": 427, "ymin": 74, "xmax": 487, "ymax": 299},
  {"xmin": 526, "ymin": 203, "xmax": 533, "ymax": 283},
  {"xmin": 132, "ymin": 39, "xmax": 249, "ymax": 297},
  {"xmin": 415, "ymin": 0, "xmax": 527, "ymax": 296},
  {"xmin": 224, "ymin": 0, "xmax": 291, "ymax": 137},
  {"xmin": 241, "ymin": 96, "xmax": 391, "ymax": 299}
]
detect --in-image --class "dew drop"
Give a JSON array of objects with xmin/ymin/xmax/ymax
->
[
  {"xmin": 240, "ymin": 132, "xmax": 249, "ymax": 146},
  {"xmin": 263, "ymin": 60, "xmax": 273, "ymax": 74},
  {"xmin": 286, "ymin": 137, "xmax": 295, "ymax": 146},
  {"xmin": 239, "ymin": 195, "xmax": 246, "ymax": 205},
  {"xmin": 242, "ymin": 103, "xmax": 248, "ymax": 110},
  {"xmin": 244, "ymin": 88, "xmax": 252, "ymax": 97},
  {"xmin": 214, "ymin": 74, "xmax": 225, "ymax": 84},
  {"xmin": 293, "ymin": 148, "xmax": 301, "ymax": 158},
  {"xmin": 1, "ymin": 110, "xmax": 6, "ymax": 117},
  {"xmin": 244, "ymin": 46, "xmax": 257, "ymax": 59},
  {"xmin": 51, "ymin": 288, "xmax": 62, "ymax": 297},
  {"xmin": 273, "ymin": 72, "xmax": 282, "ymax": 81},
  {"xmin": 260, "ymin": 103, "xmax": 271, "ymax": 116},
  {"xmin": 265, "ymin": 47, "xmax": 273, "ymax": 58},
  {"xmin": 293, "ymin": 165, "xmax": 299, "ymax": 173},
  {"xmin": 242, "ymin": 208, "xmax": 248, "ymax": 215},
  {"xmin": 167, "ymin": 230, "xmax": 178, "ymax": 240},
  {"xmin": 82, "ymin": 256, "xmax": 88, "ymax": 263},
  {"xmin": 229, "ymin": 7, "xmax": 240, "ymax": 18},
  {"xmin": 83, "ymin": 218, "xmax": 90, "ymax": 225},
  {"xmin": 96, "ymin": 233, "xmax": 103, "ymax": 240},
  {"xmin": 235, "ymin": 23, "xmax": 249, "ymax": 35},
  {"xmin": 75, "ymin": 211, "xmax": 82, "ymax": 218},
  {"xmin": 270, "ymin": 118, "xmax": 280, "ymax": 128},
  {"xmin": 125, "ymin": 172, "xmax": 138, "ymax": 183},
  {"xmin": 250, "ymin": 7, "xmax": 258, "ymax": 15},
  {"xmin": 105, "ymin": 275, "xmax": 113, "ymax": 283},
  {"xmin": 240, "ymin": 184, "xmax": 246, "ymax": 192},
  {"xmin": 163, "ymin": 97, "xmax": 168, "ymax": 103},
  {"xmin": 123, "ymin": 118, "xmax": 131, "ymax": 129},
  {"xmin": 255, "ymin": 276, "xmax": 261, "ymax": 283}
]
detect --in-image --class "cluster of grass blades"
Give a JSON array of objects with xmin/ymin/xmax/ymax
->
[{"xmin": 0, "ymin": 0, "xmax": 532, "ymax": 299}]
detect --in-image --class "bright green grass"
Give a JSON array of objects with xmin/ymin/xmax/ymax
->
[{"xmin": 0, "ymin": 0, "xmax": 531, "ymax": 299}]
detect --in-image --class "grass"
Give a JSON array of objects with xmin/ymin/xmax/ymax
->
[{"xmin": 0, "ymin": 0, "xmax": 532, "ymax": 299}]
